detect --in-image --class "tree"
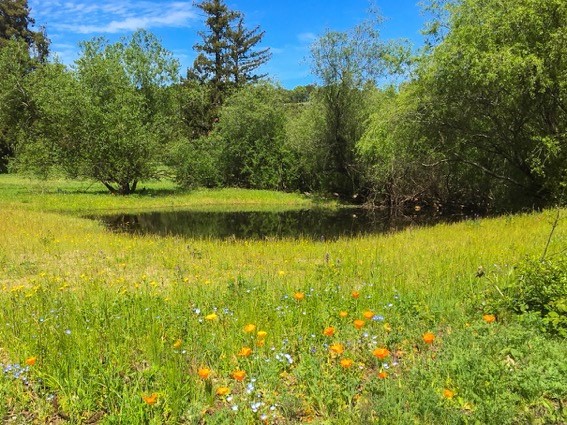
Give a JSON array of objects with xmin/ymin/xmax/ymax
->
[
  {"xmin": 227, "ymin": 16, "xmax": 271, "ymax": 87},
  {"xmin": 415, "ymin": 0, "xmax": 567, "ymax": 208},
  {"xmin": 0, "ymin": 0, "xmax": 48, "ymax": 171},
  {"xmin": 188, "ymin": 0, "xmax": 270, "ymax": 104},
  {"xmin": 189, "ymin": 0, "xmax": 238, "ymax": 105},
  {"xmin": 0, "ymin": 39, "xmax": 31, "ymax": 172},
  {"xmin": 309, "ymin": 7, "xmax": 410, "ymax": 197},
  {"xmin": 216, "ymin": 83, "xmax": 291, "ymax": 190},
  {"xmin": 16, "ymin": 30, "xmax": 180, "ymax": 194},
  {"xmin": 0, "ymin": 0, "xmax": 48, "ymax": 61}
]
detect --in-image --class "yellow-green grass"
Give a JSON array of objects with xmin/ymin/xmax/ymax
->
[
  {"xmin": 0, "ymin": 174, "xmax": 566, "ymax": 423},
  {"xmin": 0, "ymin": 174, "xmax": 324, "ymax": 214},
  {"xmin": 3, "ymin": 205, "xmax": 565, "ymax": 300}
]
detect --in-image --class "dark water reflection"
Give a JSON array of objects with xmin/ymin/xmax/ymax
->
[{"xmin": 91, "ymin": 208, "xmax": 461, "ymax": 240}]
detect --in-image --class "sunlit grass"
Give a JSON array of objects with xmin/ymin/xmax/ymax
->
[
  {"xmin": 0, "ymin": 174, "xmax": 323, "ymax": 214},
  {"xmin": 0, "ymin": 175, "xmax": 566, "ymax": 423}
]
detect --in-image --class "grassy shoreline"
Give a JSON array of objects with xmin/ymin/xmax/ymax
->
[
  {"xmin": 0, "ymin": 175, "xmax": 566, "ymax": 423},
  {"xmin": 0, "ymin": 175, "xmax": 324, "ymax": 214}
]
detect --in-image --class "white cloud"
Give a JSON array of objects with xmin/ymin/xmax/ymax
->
[
  {"xmin": 297, "ymin": 32, "xmax": 317, "ymax": 44},
  {"xmin": 30, "ymin": 0, "xmax": 197, "ymax": 34}
]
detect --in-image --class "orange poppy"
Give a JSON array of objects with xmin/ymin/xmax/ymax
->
[
  {"xmin": 294, "ymin": 292, "xmax": 305, "ymax": 301},
  {"xmin": 238, "ymin": 347, "xmax": 252, "ymax": 357},
  {"xmin": 482, "ymin": 314, "xmax": 496, "ymax": 323},
  {"xmin": 443, "ymin": 388, "xmax": 455, "ymax": 399},
  {"xmin": 329, "ymin": 343, "xmax": 345, "ymax": 355},
  {"xmin": 243, "ymin": 323, "xmax": 256, "ymax": 333},
  {"xmin": 25, "ymin": 356, "xmax": 37, "ymax": 366},
  {"xmin": 353, "ymin": 319, "xmax": 365, "ymax": 330},
  {"xmin": 198, "ymin": 368, "xmax": 211, "ymax": 379},
  {"xmin": 422, "ymin": 332, "xmax": 435, "ymax": 344},
  {"xmin": 323, "ymin": 326, "xmax": 336, "ymax": 337},
  {"xmin": 372, "ymin": 347, "xmax": 390, "ymax": 360},
  {"xmin": 340, "ymin": 358, "xmax": 354, "ymax": 368},
  {"xmin": 216, "ymin": 386, "xmax": 230, "ymax": 396},
  {"xmin": 232, "ymin": 370, "xmax": 246, "ymax": 381},
  {"xmin": 363, "ymin": 310, "xmax": 374, "ymax": 320},
  {"xmin": 142, "ymin": 393, "xmax": 158, "ymax": 405}
]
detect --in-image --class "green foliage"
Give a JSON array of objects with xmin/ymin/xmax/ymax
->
[
  {"xmin": 495, "ymin": 256, "xmax": 567, "ymax": 337},
  {"xmin": 176, "ymin": 79, "xmax": 217, "ymax": 138},
  {"xmin": 284, "ymin": 96, "xmax": 329, "ymax": 192},
  {"xmin": 415, "ymin": 0, "xmax": 567, "ymax": 208},
  {"xmin": 309, "ymin": 8, "xmax": 410, "ymax": 197},
  {"xmin": 357, "ymin": 84, "xmax": 441, "ymax": 206},
  {"xmin": 169, "ymin": 135, "xmax": 222, "ymax": 189},
  {"xmin": 216, "ymin": 83, "xmax": 293, "ymax": 190},
  {"xmin": 0, "ymin": 39, "xmax": 32, "ymax": 172},
  {"xmin": 15, "ymin": 30, "xmax": 180, "ymax": 194}
]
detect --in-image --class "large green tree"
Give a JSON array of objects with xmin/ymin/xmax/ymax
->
[
  {"xmin": 309, "ymin": 8, "xmax": 410, "ymax": 197},
  {"xmin": 188, "ymin": 0, "xmax": 270, "ymax": 106},
  {"xmin": 0, "ymin": 0, "xmax": 48, "ymax": 172},
  {"xmin": 417, "ymin": 0, "xmax": 567, "ymax": 208},
  {"xmin": 0, "ymin": 39, "xmax": 31, "ymax": 172},
  {"xmin": 216, "ymin": 83, "xmax": 290, "ymax": 190},
  {"xmin": 17, "ymin": 30, "xmax": 180, "ymax": 194},
  {"xmin": 0, "ymin": 0, "xmax": 48, "ymax": 61}
]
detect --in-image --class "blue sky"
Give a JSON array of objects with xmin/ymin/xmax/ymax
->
[{"xmin": 28, "ymin": 0, "xmax": 427, "ymax": 88}]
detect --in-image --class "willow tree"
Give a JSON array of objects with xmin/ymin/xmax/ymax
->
[
  {"xmin": 416, "ymin": 0, "xmax": 567, "ymax": 208},
  {"xmin": 309, "ymin": 7, "xmax": 410, "ymax": 197},
  {"xmin": 17, "ymin": 30, "xmax": 180, "ymax": 194}
]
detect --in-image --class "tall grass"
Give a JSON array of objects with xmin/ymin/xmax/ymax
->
[{"xmin": 0, "ymin": 175, "xmax": 566, "ymax": 423}]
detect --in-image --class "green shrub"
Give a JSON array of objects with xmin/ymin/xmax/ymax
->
[
  {"xmin": 497, "ymin": 256, "xmax": 567, "ymax": 337},
  {"xmin": 169, "ymin": 135, "xmax": 222, "ymax": 189}
]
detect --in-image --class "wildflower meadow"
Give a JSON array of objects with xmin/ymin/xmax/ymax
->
[{"xmin": 0, "ymin": 177, "xmax": 566, "ymax": 423}]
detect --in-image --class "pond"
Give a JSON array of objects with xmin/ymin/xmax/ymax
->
[{"xmin": 91, "ymin": 207, "xmax": 460, "ymax": 240}]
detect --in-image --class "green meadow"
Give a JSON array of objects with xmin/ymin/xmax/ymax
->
[{"xmin": 0, "ymin": 175, "xmax": 566, "ymax": 424}]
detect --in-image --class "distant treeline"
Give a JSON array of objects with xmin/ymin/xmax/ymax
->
[{"xmin": 1, "ymin": 0, "xmax": 566, "ymax": 212}]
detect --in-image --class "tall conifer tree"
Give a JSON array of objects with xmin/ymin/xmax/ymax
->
[
  {"xmin": 0, "ymin": 0, "xmax": 48, "ymax": 61},
  {"xmin": 188, "ymin": 0, "xmax": 270, "ymax": 104},
  {"xmin": 227, "ymin": 17, "xmax": 271, "ymax": 87}
]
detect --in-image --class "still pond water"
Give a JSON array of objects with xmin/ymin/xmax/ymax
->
[{"xmin": 92, "ymin": 208, "xmax": 461, "ymax": 240}]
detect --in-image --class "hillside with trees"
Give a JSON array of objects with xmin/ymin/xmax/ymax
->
[{"xmin": 0, "ymin": 0, "xmax": 565, "ymax": 212}]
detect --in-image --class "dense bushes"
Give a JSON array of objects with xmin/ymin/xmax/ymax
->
[
  {"xmin": 1, "ymin": 0, "xmax": 566, "ymax": 210},
  {"xmin": 492, "ymin": 255, "xmax": 567, "ymax": 337}
]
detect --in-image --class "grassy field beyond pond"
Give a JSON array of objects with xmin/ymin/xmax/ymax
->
[{"xmin": 0, "ymin": 175, "xmax": 566, "ymax": 423}]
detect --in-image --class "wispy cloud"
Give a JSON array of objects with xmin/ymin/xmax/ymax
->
[
  {"xmin": 297, "ymin": 32, "xmax": 317, "ymax": 44},
  {"xmin": 30, "ymin": 0, "xmax": 197, "ymax": 34}
]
